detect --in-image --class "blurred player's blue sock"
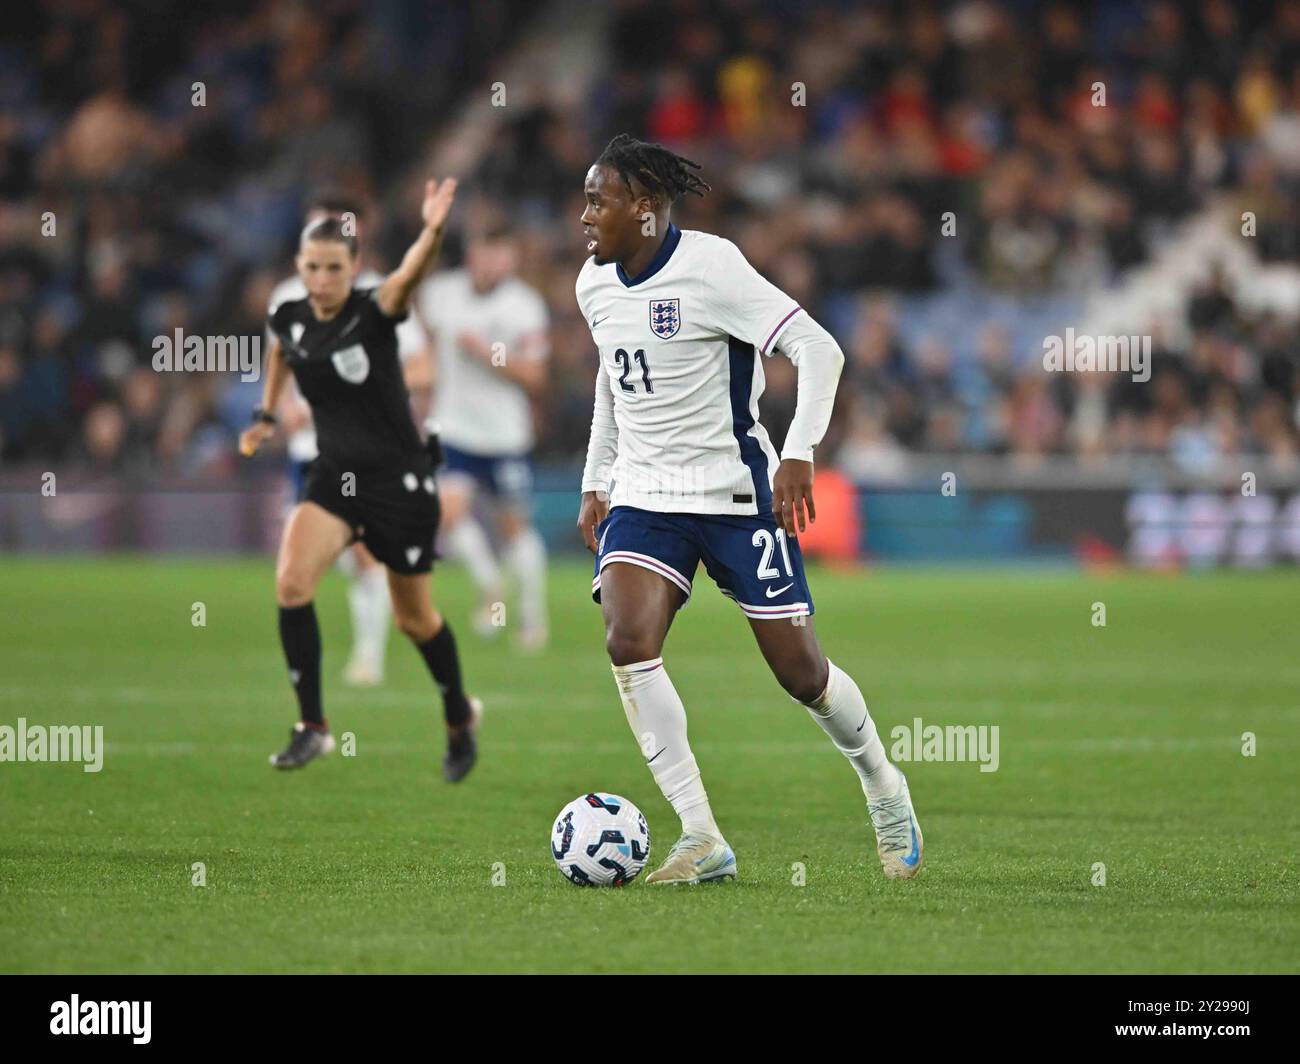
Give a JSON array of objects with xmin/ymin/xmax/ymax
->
[
  {"xmin": 612, "ymin": 658, "xmax": 721, "ymax": 838},
  {"xmin": 278, "ymin": 602, "xmax": 324, "ymax": 727},
  {"xmin": 803, "ymin": 661, "xmax": 901, "ymax": 801}
]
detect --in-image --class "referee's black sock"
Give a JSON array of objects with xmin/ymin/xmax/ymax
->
[
  {"xmin": 279, "ymin": 603, "xmax": 325, "ymax": 728},
  {"xmin": 415, "ymin": 622, "xmax": 471, "ymax": 728}
]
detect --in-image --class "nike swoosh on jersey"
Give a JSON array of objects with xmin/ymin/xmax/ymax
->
[
  {"xmin": 590, "ymin": 315, "xmax": 607, "ymax": 329},
  {"xmin": 765, "ymin": 583, "xmax": 794, "ymax": 598}
]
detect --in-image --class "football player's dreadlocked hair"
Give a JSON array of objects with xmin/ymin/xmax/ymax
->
[{"xmin": 596, "ymin": 134, "xmax": 712, "ymax": 204}]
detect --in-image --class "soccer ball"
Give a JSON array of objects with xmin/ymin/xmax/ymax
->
[{"xmin": 551, "ymin": 793, "xmax": 650, "ymax": 886}]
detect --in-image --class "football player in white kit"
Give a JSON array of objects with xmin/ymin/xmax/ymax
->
[
  {"xmin": 575, "ymin": 135, "xmax": 923, "ymax": 883},
  {"xmin": 417, "ymin": 221, "xmax": 550, "ymax": 650},
  {"xmin": 268, "ymin": 194, "xmax": 430, "ymax": 686}
]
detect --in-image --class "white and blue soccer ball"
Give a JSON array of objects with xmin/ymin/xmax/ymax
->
[{"xmin": 551, "ymin": 793, "xmax": 650, "ymax": 887}]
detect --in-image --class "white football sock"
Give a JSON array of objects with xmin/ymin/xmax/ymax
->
[
  {"xmin": 611, "ymin": 658, "xmax": 720, "ymax": 838},
  {"xmin": 443, "ymin": 517, "xmax": 502, "ymax": 601},
  {"xmin": 335, "ymin": 546, "xmax": 358, "ymax": 578},
  {"xmin": 803, "ymin": 660, "xmax": 901, "ymax": 801},
  {"xmin": 504, "ymin": 527, "xmax": 547, "ymax": 633},
  {"xmin": 347, "ymin": 564, "xmax": 390, "ymax": 666}
]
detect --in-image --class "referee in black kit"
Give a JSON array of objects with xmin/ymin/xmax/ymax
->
[{"xmin": 240, "ymin": 177, "xmax": 482, "ymax": 781}]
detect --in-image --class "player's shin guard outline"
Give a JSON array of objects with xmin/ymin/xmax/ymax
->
[
  {"xmin": 801, "ymin": 659, "xmax": 899, "ymax": 800},
  {"xmin": 611, "ymin": 657, "xmax": 718, "ymax": 836}
]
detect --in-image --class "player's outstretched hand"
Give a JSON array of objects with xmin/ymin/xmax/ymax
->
[
  {"xmin": 772, "ymin": 458, "xmax": 815, "ymax": 536},
  {"xmin": 421, "ymin": 177, "xmax": 458, "ymax": 234},
  {"xmin": 577, "ymin": 490, "xmax": 609, "ymax": 553},
  {"xmin": 238, "ymin": 422, "xmax": 274, "ymax": 458}
]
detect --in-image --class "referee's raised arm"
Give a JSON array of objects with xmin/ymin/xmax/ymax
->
[{"xmin": 376, "ymin": 178, "xmax": 458, "ymax": 317}]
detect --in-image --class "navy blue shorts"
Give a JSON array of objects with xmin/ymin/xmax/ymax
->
[
  {"xmin": 442, "ymin": 444, "xmax": 533, "ymax": 505},
  {"xmin": 591, "ymin": 506, "xmax": 814, "ymax": 620}
]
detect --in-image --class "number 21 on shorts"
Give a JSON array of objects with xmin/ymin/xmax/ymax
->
[{"xmin": 753, "ymin": 528, "xmax": 794, "ymax": 580}]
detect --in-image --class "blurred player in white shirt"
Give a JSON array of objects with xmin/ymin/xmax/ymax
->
[
  {"xmin": 417, "ymin": 221, "xmax": 550, "ymax": 650},
  {"xmin": 269, "ymin": 194, "xmax": 430, "ymax": 686}
]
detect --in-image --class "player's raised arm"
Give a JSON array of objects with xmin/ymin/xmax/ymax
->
[
  {"xmin": 577, "ymin": 361, "xmax": 617, "ymax": 552},
  {"xmin": 376, "ymin": 178, "xmax": 458, "ymax": 318},
  {"xmin": 770, "ymin": 312, "xmax": 845, "ymax": 536},
  {"xmin": 239, "ymin": 336, "xmax": 287, "ymax": 457}
]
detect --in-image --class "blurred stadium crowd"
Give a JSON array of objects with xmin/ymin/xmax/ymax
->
[{"xmin": 1, "ymin": 0, "xmax": 1298, "ymax": 480}]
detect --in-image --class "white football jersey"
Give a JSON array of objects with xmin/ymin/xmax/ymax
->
[
  {"xmin": 268, "ymin": 270, "xmax": 426, "ymax": 461},
  {"xmin": 417, "ymin": 269, "xmax": 549, "ymax": 455},
  {"xmin": 576, "ymin": 226, "xmax": 803, "ymax": 516}
]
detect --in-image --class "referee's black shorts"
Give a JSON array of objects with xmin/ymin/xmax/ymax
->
[{"xmin": 301, "ymin": 453, "xmax": 440, "ymax": 575}]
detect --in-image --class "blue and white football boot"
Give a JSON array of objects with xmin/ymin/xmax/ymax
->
[
  {"xmin": 644, "ymin": 831, "xmax": 737, "ymax": 885},
  {"xmin": 867, "ymin": 771, "xmax": 924, "ymax": 879}
]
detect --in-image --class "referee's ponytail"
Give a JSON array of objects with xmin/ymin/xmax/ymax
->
[{"xmin": 300, "ymin": 216, "xmax": 359, "ymax": 258}]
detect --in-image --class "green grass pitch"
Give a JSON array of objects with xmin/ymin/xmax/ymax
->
[{"xmin": 1, "ymin": 556, "xmax": 1296, "ymax": 973}]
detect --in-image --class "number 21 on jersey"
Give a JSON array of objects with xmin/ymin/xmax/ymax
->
[{"xmin": 614, "ymin": 348, "xmax": 653, "ymax": 393}]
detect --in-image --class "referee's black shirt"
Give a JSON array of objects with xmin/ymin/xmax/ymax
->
[{"xmin": 268, "ymin": 287, "xmax": 423, "ymax": 469}]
